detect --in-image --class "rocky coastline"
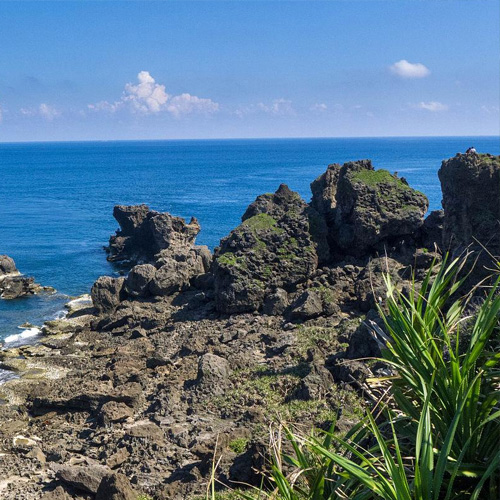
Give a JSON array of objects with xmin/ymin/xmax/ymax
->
[{"xmin": 0, "ymin": 152, "xmax": 498, "ymax": 500}]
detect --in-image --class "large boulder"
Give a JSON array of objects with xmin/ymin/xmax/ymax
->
[
  {"xmin": 311, "ymin": 160, "xmax": 428, "ymax": 258},
  {"xmin": 439, "ymin": 153, "xmax": 500, "ymax": 255},
  {"xmin": 124, "ymin": 264, "xmax": 156, "ymax": 297},
  {"xmin": 212, "ymin": 184, "xmax": 321, "ymax": 314},
  {"xmin": 106, "ymin": 205, "xmax": 212, "ymax": 299},
  {"xmin": 0, "ymin": 255, "xmax": 17, "ymax": 275},
  {"xmin": 95, "ymin": 473, "xmax": 136, "ymax": 500},
  {"xmin": 91, "ymin": 276, "xmax": 125, "ymax": 313}
]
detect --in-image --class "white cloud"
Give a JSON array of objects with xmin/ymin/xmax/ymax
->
[
  {"xmin": 481, "ymin": 105, "xmax": 499, "ymax": 114},
  {"xmin": 88, "ymin": 71, "xmax": 218, "ymax": 117},
  {"xmin": 390, "ymin": 59, "xmax": 430, "ymax": 79},
  {"xmin": 20, "ymin": 103, "xmax": 61, "ymax": 120},
  {"xmin": 310, "ymin": 103, "xmax": 328, "ymax": 112},
  {"xmin": 257, "ymin": 98, "xmax": 295, "ymax": 116},
  {"xmin": 39, "ymin": 103, "xmax": 60, "ymax": 121},
  {"xmin": 415, "ymin": 101, "xmax": 448, "ymax": 112},
  {"xmin": 167, "ymin": 93, "xmax": 219, "ymax": 117}
]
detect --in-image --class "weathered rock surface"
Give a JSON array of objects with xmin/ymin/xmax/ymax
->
[
  {"xmin": 439, "ymin": 153, "xmax": 500, "ymax": 254},
  {"xmin": 107, "ymin": 204, "xmax": 201, "ymax": 265},
  {"xmin": 91, "ymin": 276, "xmax": 126, "ymax": 313},
  {"xmin": 213, "ymin": 184, "xmax": 320, "ymax": 314},
  {"xmin": 0, "ymin": 255, "xmax": 47, "ymax": 299},
  {"xmin": 1, "ymin": 153, "xmax": 497, "ymax": 500},
  {"xmin": 311, "ymin": 160, "xmax": 428, "ymax": 258}
]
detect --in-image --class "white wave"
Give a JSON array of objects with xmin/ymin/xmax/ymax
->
[{"xmin": 4, "ymin": 327, "xmax": 41, "ymax": 344}]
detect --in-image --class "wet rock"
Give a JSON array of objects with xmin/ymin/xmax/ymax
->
[
  {"xmin": 0, "ymin": 254, "xmax": 17, "ymax": 275},
  {"xmin": 213, "ymin": 184, "xmax": 319, "ymax": 314},
  {"xmin": 91, "ymin": 276, "xmax": 125, "ymax": 313},
  {"xmin": 124, "ymin": 264, "xmax": 156, "ymax": 297},
  {"xmin": 311, "ymin": 160, "xmax": 428, "ymax": 258},
  {"xmin": 95, "ymin": 473, "xmax": 136, "ymax": 500}
]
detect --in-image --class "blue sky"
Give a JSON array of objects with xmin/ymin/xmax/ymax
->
[{"xmin": 0, "ymin": 0, "xmax": 498, "ymax": 141}]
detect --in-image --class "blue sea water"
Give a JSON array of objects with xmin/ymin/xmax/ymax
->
[{"xmin": 0, "ymin": 136, "xmax": 499, "ymax": 345}]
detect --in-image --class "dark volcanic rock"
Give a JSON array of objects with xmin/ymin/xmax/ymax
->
[
  {"xmin": 91, "ymin": 276, "xmax": 126, "ymax": 313},
  {"xmin": 53, "ymin": 462, "xmax": 110, "ymax": 494},
  {"xmin": 0, "ymin": 255, "xmax": 45, "ymax": 299},
  {"xmin": 213, "ymin": 184, "xmax": 320, "ymax": 314},
  {"xmin": 311, "ymin": 160, "xmax": 428, "ymax": 258},
  {"xmin": 439, "ymin": 153, "xmax": 500, "ymax": 255},
  {"xmin": 95, "ymin": 473, "xmax": 136, "ymax": 500},
  {"xmin": 107, "ymin": 204, "xmax": 202, "ymax": 264},
  {"xmin": 124, "ymin": 263, "xmax": 156, "ymax": 297},
  {"xmin": 420, "ymin": 209, "xmax": 444, "ymax": 250},
  {"xmin": 289, "ymin": 290, "xmax": 323, "ymax": 320}
]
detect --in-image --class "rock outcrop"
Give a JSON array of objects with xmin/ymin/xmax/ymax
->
[
  {"xmin": 94, "ymin": 205, "xmax": 212, "ymax": 311},
  {"xmin": 2, "ymin": 153, "xmax": 498, "ymax": 500},
  {"xmin": 0, "ymin": 255, "xmax": 46, "ymax": 299},
  {"xmin": 311, "ymin": 160, "xmax": 428, "ymax": 258},
  {"xmin": 212, "ymin": 184, "xmax": 320, "ymax": 314},
  {"xmin": 439, "ymin": 153, "xmax": 500, "ymax": 255}
]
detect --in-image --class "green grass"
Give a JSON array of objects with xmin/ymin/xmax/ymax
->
[
  {"xmin": 242, "ymin": 213, "xmax": 281, "ymax": 232},
  {"xmin": 228, "ymin": 437, "xmax": 249, "ymax": 454},
  {"xmin": 209, "ymin": 363, "xmax": 363, "ymax": 427}
]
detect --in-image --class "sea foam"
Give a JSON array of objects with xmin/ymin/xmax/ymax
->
[{"xmin": 3, "ymin": 327, "xmax": 41, "ymax": 344}]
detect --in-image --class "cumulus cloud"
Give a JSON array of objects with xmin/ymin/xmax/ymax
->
[
  {"xmin": 257, "ymin": 98, "xmax": 295, "ymax": 116},
  {"xmin": 390, "ymin": 59, "xmax": 430, "ymax": 79},
  {"xmin": 88, "ymin": 71, "xmax": 219, "ymax": 117},
  {"xmin": 415, "ymin": 101, "xmax": 448, "ymax": 112},
  {"xmin": 20, "ymin": 103, "xmax": 61, "ymax": 120}
]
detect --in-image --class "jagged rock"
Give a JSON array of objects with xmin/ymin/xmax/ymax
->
[
  {"xmin": 311, "ymin": 160, "xmax": 428, "ymax": 258},
  {"xmin": 439, "ymin": 153, "xmax": 500, "ymax": 255},
  {"xmin": 0, "ymin": 254, "xmax": 17, "ymax": 275},
  {"xmin": 40, "ymin": 486, "xmax": 70, "ymax": 500},
  {"xmin": 420, "ymin": 209, "xmax": 444, "ymax": 250},
  {"xmin": 197, "ymin": 354, "xmax": 231, "ymax": 395},
  {"xmin": 213, "ymin": 184, "xmax": 319, "ymax": 314},
  {"xmin": 289, "ymin": 290, "xmax": 323, "ymax": 320},
  {"xmin": 95, "ymin": 473, "xmax": 136, "ymax": 500},
  {"xmin": 0, "ymin": 255, "xmax": 46, "ymax": 299},
  {"xmin": 98, "ymin": 401, "xmax": 133, "ymax": 425},
  {"xmin": 91, "ymin": 276, "xmax": 125, "ymax": 313},
  {"xmin": 124, "ymin": 264, "xmax": 156, "ymax": 297},
  {"xmin": 150, "ymin": 246, "xmax": 211, "ymax": 296},
  {"xmin": 107, "ymin": 204, "xmax": 202, "ymax": 265},
  {"xmin": 346, "ymin": 317, "xmax": 381, "ymax": 360},
  {"xmin": 263, "ymin": 288, "xmax": 289, "ymax": 315},
  {"xmin": 53, "ymin": 462, "xmax": 110, "ymax": 494},
  {"xmin": 292, "ymin": 363, "xmax": 334, "ymax": 400},
  {"xmin": 355, "ymin": 257, "xmax": 403, "ymax": 312}
]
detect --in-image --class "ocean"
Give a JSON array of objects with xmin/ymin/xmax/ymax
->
[{"xmin": 1, "ymin": 137, "xmax": 499, "ymax": 348}]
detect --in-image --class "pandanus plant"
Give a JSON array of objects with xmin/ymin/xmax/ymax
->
[{"xmin": 230, "ymin": 255, "xmax": 500, "ymax": 500}]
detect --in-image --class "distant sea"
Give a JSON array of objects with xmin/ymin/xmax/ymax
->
[{"xmin": 1, "ymin": 137, "xmax": 499, "ymax": 347}]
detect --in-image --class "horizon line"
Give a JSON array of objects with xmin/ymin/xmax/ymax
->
[{"xmin": 1, "ymin": 134, "xmax": 499, "ymax": 146}]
